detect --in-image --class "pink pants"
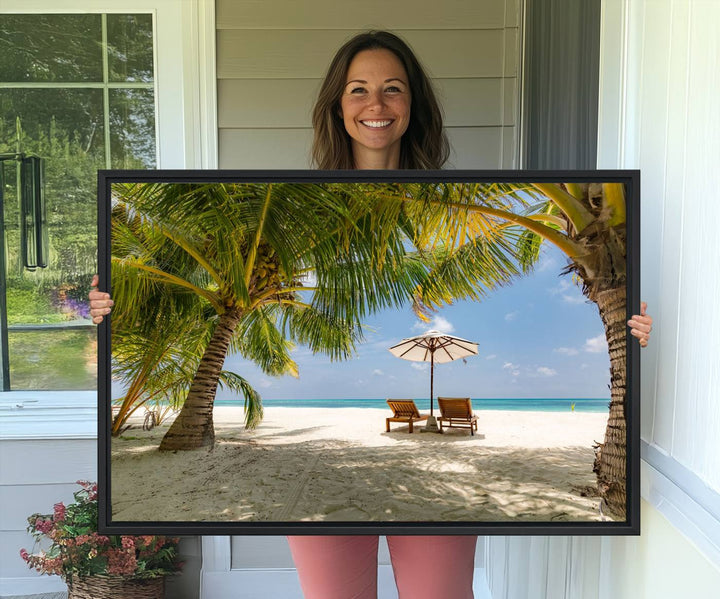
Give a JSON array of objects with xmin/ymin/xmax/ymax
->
[{"xmin": 287, "ymin": 535, "xmax": 476, "ymax": 599}]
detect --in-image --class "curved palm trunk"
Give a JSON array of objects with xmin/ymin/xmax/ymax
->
[
  {"xmin": 592, "ymin": 287, "xmax": 628, "ymax": 518},
  {"xmin": 159, "ymin": 307, "xmax": 243, "ymax": 451}
]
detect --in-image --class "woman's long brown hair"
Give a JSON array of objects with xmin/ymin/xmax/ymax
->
[{"xmin": 311, "ymin": 31, "xmax": 449, "ymax": 170}]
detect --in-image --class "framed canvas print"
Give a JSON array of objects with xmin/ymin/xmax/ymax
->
[{"xmin": 97, "ymin": 169, "xmax": 640, "ymax": 535}]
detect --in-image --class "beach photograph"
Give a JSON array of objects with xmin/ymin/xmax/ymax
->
[{"xmin": 105, "ymin": 177, "xmax": 633, "ymax": 526}]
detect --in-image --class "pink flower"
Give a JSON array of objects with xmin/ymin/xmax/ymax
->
[
  {"xmin": 107, "ymin": 548, "xmax": 137, "ymax": 576},
  {"xmin": 42, "ymin": 556, "xmax": 64, "ymax": 576},
  {"xmin": 53, "ymin": 503, "xmax": 66, "ymax": 522},
  {"xmin": 19, "ymin": 548, "xmax": 29, "ymax": 562},
  {"xmin": 121, "ymin": 536, "xmax": 135, "ymax": 550},
  {"xmin": 34, "ymin": 518, "xmax": 54, "ymax": 534}
]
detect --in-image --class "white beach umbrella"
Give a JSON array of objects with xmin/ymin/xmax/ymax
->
[{"xmin": 388, "ymin": 329, "xmax": 478, "ymax": 419}]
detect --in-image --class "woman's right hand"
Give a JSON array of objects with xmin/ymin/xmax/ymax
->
[{"xmin": 89, "ymin": 274, "xmax": 114, "ymax": 324}]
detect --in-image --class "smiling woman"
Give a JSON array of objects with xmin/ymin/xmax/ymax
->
[
  {"xmin": 339, "ymin": 49, "xmax": 412, "ymax": 169},
  {"xmin": 311, "ymin": 30, "xmax": 448, "ymax": 170},
  {"xmin": 92, "ymin": 29, "xmax": 653, "ymax": 599}
]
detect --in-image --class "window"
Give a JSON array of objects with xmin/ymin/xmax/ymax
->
[{"xmin": 0, "ymin": 13, "xmax": 157, "ymax": 389}]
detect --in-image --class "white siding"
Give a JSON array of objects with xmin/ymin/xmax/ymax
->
[
  {"xmin": 0, "ymin": 394, "xmax": 96, "ymax": 594},
  {"xmin": 216, "ymin": 0, "xmax": 522, "ymax": 169}
]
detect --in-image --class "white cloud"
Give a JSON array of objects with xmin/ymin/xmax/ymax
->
[
  {"xmin": 554, "ymin": 347, "xmax": 579, "ymax": 356},
  {"xmin": 551, "ymin": 278, "xmax": 587, "ymax": 304},
  {"xmin": 372, "ymin": 369, "xmax": 384, "ymax": 376},
  {"xmin": 485, "ymin": 354, "xmax": 497, "ymax": 360},
  {"xmin": 584, "ymin": 334, "xmax": 608, "ymax": 353},
  {"xmin": 410, "ymin": 363, "xmax": 428, "ymax": 372},
  {"xmin": 549, "ymin": 279, "xmax": 572, "ymax": 295},
  {"xmin": 537, "ymin": 253, "xmax": 558, "ymax": 272},
  {"xmin": 256, "ymin": 378, "xmax": 272, "ymax": 388},
  {"xmin": 412, "ymin": 315, "xmax": 455, "ymax": 333},
  {"xmin": 503, "ymin": 362, "xmax": 520, "ymax": 376},
  {"xmin": 504, "ymin": 311, "xmax": 519, "ymax": 322},
  {"xmin": 536, "ymin": 366, "xmax": 557, "ymax": 377}
]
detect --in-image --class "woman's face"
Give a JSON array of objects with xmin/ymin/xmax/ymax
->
[{"xmin": 340, "ymin": 48, "xmax": 411, "ymax": 168}]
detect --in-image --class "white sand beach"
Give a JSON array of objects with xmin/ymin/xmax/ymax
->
[{"xmin": 110, "ymin": 406, "xmax": 612, "ymax": 523}]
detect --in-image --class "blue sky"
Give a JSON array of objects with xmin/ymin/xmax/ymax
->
[{"xmin": 219, "ymin": 242, "xmax": 612, "ymax": 401}]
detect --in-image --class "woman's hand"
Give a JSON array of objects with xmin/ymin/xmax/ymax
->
[
  {"xmin": 88, "ymin": 274, "xmax": 113, "ymax": 324},
  {"xmin": 627, "ymin": 301, "xmax": 652, "ymax": 348}
]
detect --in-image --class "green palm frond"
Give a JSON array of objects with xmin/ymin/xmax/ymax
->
[
  {"xmin": 280, "ymin": 302, "xmax": 361, "ymax": 362},
  {"xmin": 233, "ymin": 306, "xmax": 298, "ymax": 377},
  {"xmin": 217, "ymin": 372, "xmax": 263, "ymax": 429}
]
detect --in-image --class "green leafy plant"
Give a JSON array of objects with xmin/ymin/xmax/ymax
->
[{"xmin": 20, "ymin": 481, "xmax": 182, "ymax": 583}]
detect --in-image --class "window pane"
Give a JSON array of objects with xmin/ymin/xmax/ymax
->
[
  {"xmin": 1, "ymin": 13, "xmax": 156, "ymax": 391},
  {"xmin": 1, "ymin": 88, "xmax": 104, "ymax": 281},
  {"xmin": 8, "ymin": 329, "xmax": 97, "ymax": 390},
  {"xmin": 110, "ymin": 89, "xmax": 156, "ymax": 168},
  {"xmin": 0, "ymin": 14, "xmax": 103, "ymax": 82},
  {"xmin": 107, "ymin": 14, "xmax": 154, "ymax": 82},
  {"xmin": 0, "ymin": 89, "xmax": 106, "ymax": 164}
]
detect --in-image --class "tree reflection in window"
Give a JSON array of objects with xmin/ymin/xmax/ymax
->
[{"xmin": 0, "ymin": 13, "xmax": 156, "ymax": 390}]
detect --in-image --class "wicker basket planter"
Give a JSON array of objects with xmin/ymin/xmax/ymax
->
[{"xmin": 67, "ymin": 575, "xmax": 165, "ymax": 599}]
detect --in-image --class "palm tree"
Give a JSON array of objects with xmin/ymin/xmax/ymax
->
[
  {"xmin": 110, "ymin": 283, "xmax": 263, "ymax": 436},
  {"xmin": 408, "ymin": 181, "xmax": 631, "ymax": 519},
  {"xmin": 111, "ymin": 179, "xmax": 630, "ymax": 516},
  {"xmin": 110, "ymin": 182, "xmax": 526, "ymax": 452}
]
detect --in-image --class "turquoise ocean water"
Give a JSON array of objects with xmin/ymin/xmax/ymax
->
[{"xmin": 215, "ymin": 397, "xmax": 609, "ymax": 413}]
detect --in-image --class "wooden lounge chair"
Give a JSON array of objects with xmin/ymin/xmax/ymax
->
[
  {"xmin": 386, "ymin": 399, "xmax": 429, "ymax": 433},
  {"xmin": 437, "ymin": 397, "xmax": 478, "ymax": 435}
]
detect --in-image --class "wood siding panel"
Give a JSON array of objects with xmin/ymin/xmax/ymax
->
[
  {"xmin": 440, "ymin": 79, "xmax": 509, "ymax": 127},
  {"xmin": 219, "ymin": 128, "xmax": 313, "ymax": 169},
  {"xmin": 217, "ymin": 30, "xmax": 509, "ymax": 79},
  {"xmin": 218, "ymin": 79, "xmax": 319, "ymax": 128},
  {"xmin": 446, "ymin": 127, "xmax": 505, "ymax": 169},
  {"xmin": 220, "ymin": 127, "xmax": 513, "ymax": 170},
  {"xmin": 502, "ymin": 125, "xmax": 518, "ymax": 168},
  {"xmin": 0, "ymin": 439, "xmax": 95, "ymax": 485},
  {"xmin": 503, "ymin": 27, "xmax": 519, "ymax": 77},
  {"xmin": 0, "ymin": 483, "xmax": 80, "ymax": 529},
  {"xmin": 1, "ymin": 531, "xmax": 47, "ymax": 578},
  {"xmin": 219, "ymin": 78, "xmax": 515, "ymax": 129},
  {"xmin": 503, "ymin": 77, "xmax": 517, "ymax": 126},
  {"xmin": 217, "ymin": 0, "xmax": 508, "ymax": 30},
  {"xmin": 505, "ymin": 0, "xmax": 521, "ymax": 28},
  {"xmin": 0, "ymin": 438, "xmax": 96, "ymax": 580}
]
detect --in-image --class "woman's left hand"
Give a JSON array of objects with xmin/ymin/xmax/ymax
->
[{"xmin": 628, "ymin": 301, "xmax": 653, "ymax": 348}]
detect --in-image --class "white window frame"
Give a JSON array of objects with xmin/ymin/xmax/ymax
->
[
  {"xmin": 0, "ymin": 0, "xmax": 218, "ymax": 170},
  {"xmin": 0, "ymin": 0, "xmax": 217, "ymax": 439}
]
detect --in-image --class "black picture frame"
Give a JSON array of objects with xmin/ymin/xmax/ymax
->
[{"xmin": 98, "ymin": 169, "xmax": 640, "ymax": 536}]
